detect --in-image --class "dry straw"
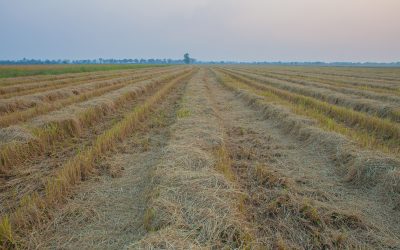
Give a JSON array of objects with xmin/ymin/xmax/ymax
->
[
  {"xmin": 212, "ymin": 69, "xmax": 400, "ymax": 206},
  {"xmin": 130, "ymin": 69, "xmax": 253, "ymax": 248},
  {"xmin": 218, "ymin": 69, "xmax": 400, "ymax": 154},
  {"xmin": 227, "ymin": 68, "xmax": 400, "ymax": 122},
  {"xmin": 0, "ymin": 69, "xmax": 191, "ymax": 171},
  {"xmin": 0, "ymin": 69, "xmax": 195, "ymax": 248}
]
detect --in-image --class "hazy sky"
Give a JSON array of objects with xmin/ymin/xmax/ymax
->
[{"xmin": 1, "ymin": 0, "xmax": 399, "ymax": 62}]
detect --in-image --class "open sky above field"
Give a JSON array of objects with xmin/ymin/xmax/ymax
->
[{"xmin": 1, "ymin": 0, "xmax": 399, "ymax": 62}]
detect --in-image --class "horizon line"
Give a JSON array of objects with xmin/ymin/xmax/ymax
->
[{"xmin": 1, "ymin": 58, "xmax": 399, "ymax": 65}]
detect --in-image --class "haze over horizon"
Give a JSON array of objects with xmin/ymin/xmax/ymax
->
[{"xmin": 1, "ymin": 0, "xmax": 399, "ymax": 62}]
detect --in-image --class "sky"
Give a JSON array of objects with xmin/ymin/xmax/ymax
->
[{"xmin": 1, "ymin": 0, "xmax": 399, "ymax": 62}]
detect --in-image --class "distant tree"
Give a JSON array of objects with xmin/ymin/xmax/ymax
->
[{"xmin": 184, "ymin": 53, "xmax": 190, "ymax": 64}]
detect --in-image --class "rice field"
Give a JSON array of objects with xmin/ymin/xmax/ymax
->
[
  {"xmin": 0, "ymin": 64, "xmax": 160, "ymax": 79},
  {"xmin": 0, "ymin": 65, "xmax": 399, "ymax": 249}
]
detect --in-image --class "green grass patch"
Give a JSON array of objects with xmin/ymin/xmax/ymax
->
[{"xmin": 177, "ymin": 108, "xmax": 191, "ymax": 118}]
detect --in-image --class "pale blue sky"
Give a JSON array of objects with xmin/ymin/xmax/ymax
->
[{"xmin": 1, "ymin": 0, "xmax": 399, "ymax": 62}]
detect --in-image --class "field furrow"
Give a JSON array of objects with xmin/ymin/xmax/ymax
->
[
  {"xmin": 263, "ymin": 70, "xmax": 400, "ymax": 95},
  {"xmin": 0, "ymin": 71, "xmax": 96, "ymax": 87},
  {"xmin": 302, "ymin": 69, "xmax": 400, "ymax": 84},
  {"xmin": 0, "ymin": 65, "xmax": 158, "ymax": 86},
  {"xmin": 205, "ymin": 70, "xmax": 400, "ymax": 248},
  {"xmin": 0, "ymin": 68, "xmax": 192, "ymax": 170},
  {"xmin": 0, "ymin": 69, "xmax": 194, "ymax": 214},
  {"xmin": 257, "ymin": 67, "xmax": 400, "ymax": 85},
  {"xmin": 1, "ymin": 66, "xmax": 399, "ymax": 249},
  {"xmin": 215, "ymin": 69, "xmax": 400, "ymax": 155},
  {"xmin": 0, "ymin": 67, "xmax": 181, "ymax": 127},
  {"xmin": 227, "ymin": 69, "xmax": 400, "ymax": 122},
  {"xmin": 0, "ymin": 67, "xmax": 178, "ymax": 115},
  {"xmin": 128, "ymin": 68, "xmax": 251, "ymax": 248},
  {"xmin": 235, "ymin": 67, "xmax": 400, "ymax": 102},
  {"xmin": 0, "ymin": 67, "xmax": 172, "ymax": 98},
  {"xmin": 225, "ymin": 68, "xmax": 400, "ymax": 123},
  {"xmin": 231, "ymin": 67, "xmax": 400, "ymax": 107},
  {"xmin": 0, "ymin": 68, "xmax": 195, "ymax": 247},
  {"xmin": 212, "ymin": 68, "xmax": 400, "ymax": 198},
  {"xmin": 0, "ymin": 70, "xmax": 134, "ymax": 98},
  {"xmin": 25, "ymin": 72, "xmax": 190, "ymax": 248}
]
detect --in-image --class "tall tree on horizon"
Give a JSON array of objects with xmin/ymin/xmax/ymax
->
[{"xmin": 184, "ymin": 53, "xmax": 190, "ymax": 64}]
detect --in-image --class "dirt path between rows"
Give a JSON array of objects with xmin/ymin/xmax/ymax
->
[
  {"xmin": 205, "ymin": 69, "xmax": 400, "ymax": 248},
  {"xmin": 27, "ymin": 72, "xmax": 189, "ymax": 249}
]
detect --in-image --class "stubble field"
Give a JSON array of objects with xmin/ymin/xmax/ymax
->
[{"xmin": 0, "ymin": 65, "xmax": 399, "ymax": 249}]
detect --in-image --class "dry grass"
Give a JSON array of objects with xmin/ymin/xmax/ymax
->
[
  {"xmin": 212, "ymin": 69, "xmax": 400, "ymax": 204},
  {"xmin": 0, "ymin": 72, "xmax": 125, "ymax": 98},
  {"xmin": 0, "ymin": 67, "xmax": 180, "ymax": 127},
  {"xmin": 241, "ymin": 163, "xmax": 399, "ymax": 248},
  {"xmin": 243, "ymin": 67, "xmax": 400, "ymax": 96},
  {"xmin": 229, "ymin": 67, "xmax": 400, "ymax": 111},
  {"xmin": 280, "ymin": 71, "xmax": 400, "ymax": 96},
  {"xmin": 217, "ymin": 69, "xmax": 400, "ymax": 155},
  {"xmin": 1, "ymin": 66, "xmax": 399, "ymax": 248},
  {"xmin": 246, "ymin": 66, "xmax": 400, "ymax": 88},
  {"xmin": 208, "ymin": 78, "xmax": 399, "ymax": 248},
  {"xmin": 0, "ymin": 66, "xmax": 95, "ymax": 86},
  {"xmin": 0, "ymin": 68, "xmax": 195, "ymax": 247},
  {"xmin": 0, "ymin": 66, "xmax": 175, "ymax": 99},
  {"xmin": 0, "ymin": 67, "xmax": 177, "ymax": 115},
  {"xmin": 0, "ymin": 69, "xmax": 191, "ymax": 171},
  {"xmin": 0, "ymin": 83, "xmax": 126, "ymax": 127},
  {"xmin": 0, "ymin": 64, "xmax": 158, "ymax": 80},
  {"xmin": 130, "ymin": 69, "xmax": 253, "ymax": 249},
  {"xmin": 227, "ymin": 68, "xmax": 400, "ymax": 122}
]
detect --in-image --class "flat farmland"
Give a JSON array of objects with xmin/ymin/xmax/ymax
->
[
  {"xmin": 0, "ymin": 64, "xmax": 158, "ymax": 79},
  {"xmin": 1, "ymin": 65, "xmax": 400, "ymax": 249}
]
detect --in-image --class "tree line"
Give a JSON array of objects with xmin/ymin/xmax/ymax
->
[
  {"xmin": 0, "ymin": 58, "xmax": 189, "ymax": 65},
  {"xmin": 0, "ymin": 56, "xmax": 398, "ymax": 67}
]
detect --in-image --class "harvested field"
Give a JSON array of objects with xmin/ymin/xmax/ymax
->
[
  {"xmin": 1, "ymin": 66, "xmax": 400, "ymax": 249},
  {"xmin": 0, "ymin": 64, "xmax": 159, "ymax": 79}
]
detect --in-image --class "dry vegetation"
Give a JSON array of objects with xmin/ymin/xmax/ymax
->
[{"xmin": 0, "ymin": 65, "xmax": 400, "ymax": 249}]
